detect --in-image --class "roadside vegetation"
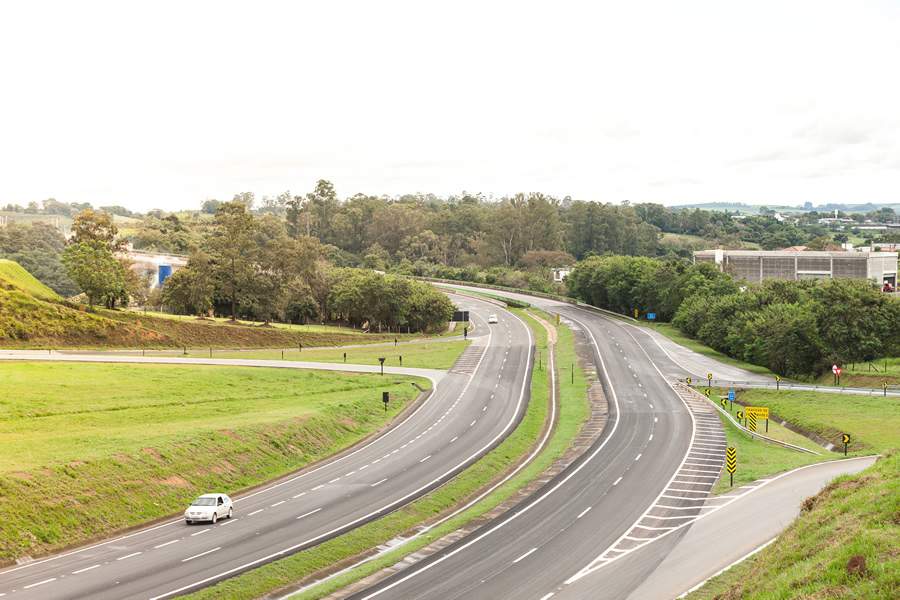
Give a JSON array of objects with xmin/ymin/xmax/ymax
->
[
  {"xmin": 0, "ymin": 362, "xmax": 424, "ymax": 562},
  {"xmin": 183, "ymin": 309, "xmax": 591, "ymax": 600},
  {"xmin": 568, "ymin": 255, "xmax": 900, "ymax": 378},
  {"xmin": 687, "ymin": 452, "xmax": 899, "ymax": 600}
]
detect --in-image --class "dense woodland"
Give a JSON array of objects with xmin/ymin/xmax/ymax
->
[{"xmin": 567, "ymin": 255, "xmax": 900, "ymax": 377}]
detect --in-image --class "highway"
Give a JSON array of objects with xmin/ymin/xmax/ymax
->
[
  {"xmin": 0, "ymin": 296, "xmax": 533, "ymax": 600},
  {"xmin": 348, "ymin": 285, "xmax": 875, "ymax": 600}
]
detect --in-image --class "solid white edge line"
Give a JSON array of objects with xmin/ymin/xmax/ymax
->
[
  {"xmin": 564, "ymin": 314, "xmax": 699, "ymax": 584},
  {"xmin": 676, "ymin": 536, "xmax": 778, "ymax": 598},
  {"xmin": 0, "ymin": 357, "xmax": 445, "ymax": 579},
  {"xmin": 355, "ymin": 311, "xmax": 616, "ymax": 600},
  {"xmin": 149, "ymin": 301, "xmax": 520, "ymax": 600}
]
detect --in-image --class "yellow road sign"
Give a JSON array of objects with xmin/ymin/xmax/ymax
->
[
  {"xmin": 775, "ymin": 375, "xmax": 782, "ymax": 382},
  {"xmin": 720, "ymin": 397, "xmax": 728, "ymax": 408},
  {"xmin": 725, "ymin": 447, "xmax": 737, "ymax": 474},
  {"xmin": 706, "ymin": 372, "xmax": 713, "ymax": 381},
  {"xmin": 748, "ymin": 413, "xmax": 758, "ymax": 432},
  {"xmin": 745, "ymin": 406, "xmax": 769, "ymax": 419},
  {"xmin": 736, "ymin": 409, "xmax": 744, "ymax": 420},
  {"xmin": 842, "ymin": 433, "xmax": 851, "ymax": 444},
  {"xmin": 686, "ymin": 376, "xmax": 692, "ymax": 385},
  {"xmin": 703, "ymin": 387, "xmax": 711, "ymax": 397}
]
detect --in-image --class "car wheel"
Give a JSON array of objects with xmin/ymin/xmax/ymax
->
[
  {"xmin": 211, "ymin": 512, "xmax": 218, "ymax": 524},
  {"xmin": 227, "ymin": 508, "xmax": 233, "ymax": 519},
  {"xmin": 185, "ymin": 519, "xmax": 191, "ymax": 525}
]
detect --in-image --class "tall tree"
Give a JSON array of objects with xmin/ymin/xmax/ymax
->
[{"xmin": 206, "ymin": 201, "xmax": 258, "ymax": 320}]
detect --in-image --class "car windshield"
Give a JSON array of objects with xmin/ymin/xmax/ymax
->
[{"xmin": 191, "ymin": 497, "xmax": 217, "ymax": 506}]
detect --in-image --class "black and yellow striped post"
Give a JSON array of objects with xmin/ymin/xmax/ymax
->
[
  {"xmin": 748, "ymin": 413, "xmax": 758, "ymax": 432},
  {"xmin": 725, "ymin": 446, "xmax": 737, "ymax": 487}
]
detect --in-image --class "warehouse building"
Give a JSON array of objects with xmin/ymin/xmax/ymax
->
[{"xmin": 693, "ymin": 249, "xmax": 898, "ymax": 287}]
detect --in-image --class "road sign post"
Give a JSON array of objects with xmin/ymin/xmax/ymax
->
[
  {"xmin": 726, "ymin": 447, "xmax": 737, "ymax": 487},
  {"xmin": 720, "ymin": 397, "xmax": 728, "ymax": 409},
  {"xmin": 686, "ymin": 376, "xmax": 692, "ymax": 386},
  {"xmin": 728, "ymin": 388, "xmax": 735, "ymax": 411},
  {"xmin": 883, "ymin": 381, "xmax": 888, "ymax": 397},
  {"xmin": 736, "ymin": 409, "xmax": 745, "ymax": 426},
  {"xmin": 775, "ymin": 375, "xmax": 781, "ymax": 391},
  {"xmin": 746, "ymin": 406, "xmax": 768, "ymax": 433},
  {"xmin": 378, "ymin": 357, "xmax": 385, "ymax": 375},
  {"xmin": 706, "ymin": 372, "xmax": 713, "ymax": 388},
  {"xmin": 842, "ymin": 433, "xmax": 850, "ymax": 456},
  {"xmin": 832, "ymin": 364, "xmax": 842, "ymax": 386},
  {"xmin": 703, "ymin": 387, "xmax": 711, "ymax": 398},
  {"xmin": 399, "ymin": 355, "xmax": 402, "ymax": 366},
  {"xmin": 748, "ymin": 413, "xmax": 757, "ymax": 432},
  {"xmin": 343, "ymin": 351, "xmax": 347, "ymax": 363},
  {"xmin": 382, "ymin": 391, "xmax": 389, "ymax": 412}
]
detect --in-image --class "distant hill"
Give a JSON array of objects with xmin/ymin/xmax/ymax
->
[{"xmin": 0, "ymin": 259, "xmax": 61, "ymax": 301}]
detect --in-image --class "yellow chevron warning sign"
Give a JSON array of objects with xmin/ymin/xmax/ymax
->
[{"xmin": 725, "ymin": 447, "xmax": 737, "ymax": 488}]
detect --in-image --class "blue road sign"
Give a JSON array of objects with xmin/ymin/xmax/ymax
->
[
  {"xmin": 646, "ymin": 313, "xmax": 657, "ymax": 320},
  {"xmin": 728, "ymin": 389, "xmax": 735, "ymax": 401}
]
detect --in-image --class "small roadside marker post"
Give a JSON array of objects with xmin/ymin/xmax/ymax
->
[
  {"xmin": 883, "ymin": 381, "xmax": 888, "ymax": 397},
  {"xmin": 299, "ymin": 342, "xmax": 302, "ymax": 352},
  {"xmin": 775, "ymin": 375, "xmax": 782, "ymax": 391},
  {"xmin": 707, "ymin": 372, "xmax": 713, "ymax": 388},
  {"xmin": 379, "ymin": 357, "xmax": 385, "ymax": 376},
  {"xmin": 571, "ymin": 363, "xmax": 574, "ymax": 384},
  {"xmin": 703, "ymin": 387, "xmax": 711, "ymax": 398},
  {"xmin": 720, "ymin": 397, "xmax": 728, "ymax": 409},
  {"xmin": 736, "ymin": 409, "xmax": 745, "ymax": 427},
  {"xmin": 399, "ymin": 355, "xmax": 402, "ymax": 366},
  {"xmin": 686, "ymin": 376, "xmax": 692, "ymax": 386},
  {"xmin": 748, "ymin": 413, "xmax": 757, "ymax": 432},
  {"xmin": 726, "ymin": 447, "xmax": 736, "ymax": 487},
  {"xmin": 728, "ymin": 388, "xmax": 735, "ymax": 411},
  {"xmin": 343, "ymin": 352, "xmax": 346, "ymax": 363},
  {"xmin": 842, "ymin": 433, "xmax": 850, "ymax": 456},
  {"xmin": 382, "ymin": 391, "xmax": 389, "ymax": 412}
]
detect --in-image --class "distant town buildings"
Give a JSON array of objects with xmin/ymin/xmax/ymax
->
[
  {"xmin": 694, "ymin": 249, "xmax": 898, "ymax": 288},
  {"xmin": 122, "ymin": 246, "xmax": 188, "ymax": 289},
  {"xmin": 552, "ymin": 267, "xmax": 571, "ymax": 283}
]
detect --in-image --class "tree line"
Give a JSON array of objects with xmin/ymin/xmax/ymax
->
[{"xmin": 568, "ymin": 255, "xmax": 900, "ymax": 377}]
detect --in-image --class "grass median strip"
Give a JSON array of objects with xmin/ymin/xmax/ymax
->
[{"xmin": 183, "ymin": 308, "xmax": 590, "ymax": 600}]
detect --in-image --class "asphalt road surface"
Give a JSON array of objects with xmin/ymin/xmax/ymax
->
[
  {"xmin": 349, "ymin": 285, "xmax": 876, "ymax": 600},
  {"xmin": 0, "ymin": 296, "xmax": 533, "ymax": 600}
]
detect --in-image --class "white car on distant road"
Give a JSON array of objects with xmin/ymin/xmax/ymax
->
[
  {"xmin": 184, "ymin": 493, "xmax": 233, "ymax": 524},
  {"xmin": 487, "ymin": 314, "xmax": 498, "ymax": 324}
]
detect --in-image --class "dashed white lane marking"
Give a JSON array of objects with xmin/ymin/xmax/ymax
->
[
  {"xmin": 72, "ymin": 564, "xmax": 101, "ymax": 574},
  {"xmin": 345, "ymin": 471, "xmax": 356, "ymax": 477},
  {"xmin": 296, "ymin": 508, "xmax": 322, "ymax": 520},
  {"xmin": 248, "ymin": 509, "xmax": 264, "ymax": 516},
  {"xmin": 312, "ymin": 484, "xmax": 325, "ymax": 491},
  {"xmin": 328, "ymin": 477, "xmax": 341, "ymax": 484},
  {"xmin": 450, "ymin": 436, "xmax": 458, "ymax": 443},
  {"xmin": 371, "ymin": 478, "xmax": 388, "ymax": 487},
  {"xmin": 117, "ymin": 551, "xmax": 142, "ymax": 560},
  {"xmin": 271, "ymin": 501, "xmax": 286, "ymax": 507},
  {"xmin": 293, "ymin": 492, "xmax": 307, "ymax": 498},
  {"xmin": 181, "ymin": 547, "xmax": 221, "ymax": 562},
  {"xmin": 23, "ymin": 578, "xmax": 56, "ymax": 589},
  {"xmin": 648, "ymin": 434, "xmax": 654, "ymax": 441},
  {"xmin": 154, "ymin": 540, "xmax": 179, "ymax": 549},
  {"xmin": 577, "ymin": 507, "xmax": 592, "ymax": 519},
  {"xmin": 419, "ymin": 455, "xmax": 431, "ymax": 463},
  {"xmin": 513, "ymin": 547, "xmax": 538, "ymax": 564},
  {"xmin": 191, "ymin": 528, "xmax": 210, "ymax": 537},
  {"xmin": 539, "ymin": 593, "xmax": 555, "ymax": 600},
  {"xmin": 358, "ymin": 465, "xmax": 369, "ymax": 471},
  {"xmin": 635, "ymin": 453, "xmax": 642, "ymax": 461},
  {"xmin": 649, "ymin": 403, "xmax": 654, "ymax": 409},
  {"xmin": 613, "ymin": 476, "xmax": 623, "ymax": 486},
  {"xmin": 482, "ymin": 406, "xmax": 487, "ymax": 412},
  {"xmin": 654, "ymin": 417, "xmax": 658, "ymax": 423},
  {"xmin": 470, "ymin": 420, "xmax": 477, "ymax": 427},
  {"xmin": 219, "ymin": 518, "xmax": 238, "ymax": 526}
]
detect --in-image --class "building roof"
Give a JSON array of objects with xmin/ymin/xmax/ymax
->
[{"xmin": 694, "ymin": 249, "xmax": 898, "ymax": 259}]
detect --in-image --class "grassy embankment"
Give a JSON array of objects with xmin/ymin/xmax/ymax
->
[
  {"xmin": 688, "ymin": 387, "xmax": 899, "ymax": 598},
  {"xmin": 0, "ymin": 362, "xmax": 426, "ymax": 563},
  {"xmin": 687, "ymin": 453, "xmax": 899, "ymax": 600},
  {"xmin": 814, "ymin": 357, "xmax": 900, "ymax": 388},
  {"xmin": 183, "ymin": 309, "xmax": 591, "ymax": 600},
  {"xmin": 0, "ymin": 259, "xmax": 437, "ymax": 349}
]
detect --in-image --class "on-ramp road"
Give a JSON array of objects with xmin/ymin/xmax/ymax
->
[{"xmin": 0, "ymin": 296, "xmax": 532, "ymax": 600}]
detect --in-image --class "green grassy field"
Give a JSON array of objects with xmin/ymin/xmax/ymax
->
[
  {"xmin": 0, "ymin": 362, "xmax": 424, "ymax": 561},
  {"xmin": 645, "ymin": 322, "xmax": 776, "ymax": 377},
  {"xmin": 200, "ymin": 339, "xmax": 470, "ymax": 370},
  {"xmin": 0, "ymin": 259, "xmax": 61, "ymax": 301},
  {"xmin": 686, "ymin": 452, "xmax": 899, "ymax": 600},
  {"xmin": 815, "ymin": 357, "xmax": 900, "ymax": 388},
  {"xmin": 184, "ymin": 309, "xmax": 591, "ymax": 600},
  {"xmin": 729, "ymin": 388, "xmax": 900, "ymax": 454}
]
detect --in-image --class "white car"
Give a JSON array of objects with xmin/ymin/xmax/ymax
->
[
  {"xmin": 487, "ymin": 314, "xmax": 498, "ymax": 324},
  {"xmin": 185, "ymin": 493, "xmax": 233, "ymax": 524}
]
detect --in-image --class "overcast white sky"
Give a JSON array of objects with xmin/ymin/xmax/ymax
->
[{"xmin": 1, "ymin": 1, "xmax": 899, "ymax": 212}]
